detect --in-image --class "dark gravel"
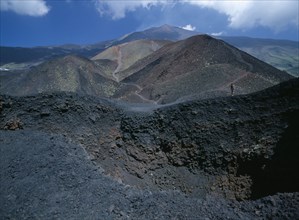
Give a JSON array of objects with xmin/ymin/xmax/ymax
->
[
  {"xmin": 1, "ymin": 78, "xmax": 299, "ymax": 219},
  {"xmin": 1, "ymin": 131, "xmax": 298, "ymax": 219}
]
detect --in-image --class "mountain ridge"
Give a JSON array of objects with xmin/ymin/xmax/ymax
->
[
  {"xmin": 1, "ymin": 34, "xmax": 293, "ymax": 104},
  {"xmin": 115, "ymin": 34, "xmax": 292, "ymax": 104},
  {"xmin": 1, "ymin": 25, "xmax": 298, "ymax": 76}
]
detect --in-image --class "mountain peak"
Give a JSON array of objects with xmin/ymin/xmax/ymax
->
[
  {"xmin": 149, "ymin": 24, "xmax": 186, "ymax": 33},
  {"xmin": 161, "ymin": 24, "xmax": 173, "ymax": 28},
  {"xmin": 158, "ymin": 24, "xmax": 175, "ymax": 31},
  {"xmin": 185, "ymin": 34, "xmax": 214, "ymax": 43},
  {"xmin": 115, "ymin": 24, "xmax": 198, "ymax": 45}
]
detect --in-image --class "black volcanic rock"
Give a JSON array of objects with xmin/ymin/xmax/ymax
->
[{"xmin": 0, "ymin": 78, "xmax": 299, "ymax": 219}]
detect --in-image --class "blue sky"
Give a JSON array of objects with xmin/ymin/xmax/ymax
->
[{"xmin": 1, "ymin": 0, "xmax": 298, "ymax": 47}]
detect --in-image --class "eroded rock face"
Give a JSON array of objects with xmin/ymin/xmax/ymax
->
[
  {"xmin": 0, "ymin": 79, "xmax": 299, "ymax": 218},
  {"xmin": 114, "ymin": 81, "xmax": 299, "ymax": 200}
]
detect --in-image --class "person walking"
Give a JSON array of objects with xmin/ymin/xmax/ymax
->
[{"xmin": 230, "ymin": 83, "xmax": 235, "ymax": 96}]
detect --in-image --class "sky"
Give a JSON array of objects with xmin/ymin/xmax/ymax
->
[{"xmin": 1, "ymin": 0, "xmax": 298, "ymax": 47}]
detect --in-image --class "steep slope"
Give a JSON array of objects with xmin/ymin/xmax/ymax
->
[
  {"xmin": 116, "ymin": 35, "xmax": 293, "ymax": 104},
  {"xmin": 0, "ymin": 55, "xmax": 119, "ymax": 97},
  {"xmin": 112, "ymin": 25, "xmax": 298, "ymax": 76},
  {"xmin": 91, "ymin": 40, "xmax": 170, "ymax": 82}
]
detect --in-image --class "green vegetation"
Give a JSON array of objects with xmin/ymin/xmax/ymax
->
[{"xmin": 241, "ymin": 45, "xmax": 299, "ymax": 77}]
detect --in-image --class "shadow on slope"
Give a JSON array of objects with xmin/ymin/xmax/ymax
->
[{"xmin": 237, "ymin": 110, "xmax": 299, "ymax": 199}]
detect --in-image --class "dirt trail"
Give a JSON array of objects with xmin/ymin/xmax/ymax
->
[
  {"xmin": 112, "ymin": 46, "xmax": 122, "ymax": 82},
  {"xmin": 150, "ymin": 40, "xmax": 160, "ymax": 51},
  {"xmin": 124, "ymin": 82, "xmax": 159, "ymax": 105},
  {"xmin": 113, "ymin": 41, "xmax": 160, "ymax": 104}
]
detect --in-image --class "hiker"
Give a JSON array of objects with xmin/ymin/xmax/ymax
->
[{"xmin": 230, "ymin": 83, "xmax": 235, "ymax": 96}]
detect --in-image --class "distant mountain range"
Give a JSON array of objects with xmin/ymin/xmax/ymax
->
[
  {"xmin": 1, "ymin": 32, "xmax": 292, "ymax": 104},
  {"xmin": 220, "ymin": 36, "xmax": 299, "ymax": 76},
  {"xmin": 1, "ymin": 24, "xmax": 298, "ymax": 76}
]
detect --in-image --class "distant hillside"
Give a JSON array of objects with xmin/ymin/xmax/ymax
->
[
  {"xmin": 0, "ymin": 46, "xmax": 70, "ymax": 68},
  {"xmin": 0, "ymin": 55, "xmax": 119, "ymax": 97},
  {"xmin": 91, "ymin": 40, "xmax": 170, "ymax": 81},
  {"xmin": 220, "ymin": 36, "xmax": 299, "ymax": 76},
  {"xmin": 115, "ymin": 35, "xmax": 293, "ymax": 104},
  {"xmin": 0, "ymin": 41, "xmax": 112, "ymax": 69}
]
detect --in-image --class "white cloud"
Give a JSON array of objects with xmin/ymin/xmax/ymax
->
[
  {"xmin": 95, "ymin": 0, "xmax": 298, "ymax": 32},
  {"xmin": 181, "ymin": 24, "xmax": 196, "ymax": 31},
  {"xmin": 210, "ymin": 31, "xmax": 224, "ymax": 37},
  {"xmin": 95, "ymin": 0, "xmax": 165, "ymax": 20},
  {"xmin": 0, "ymin": 0, "xmax": 50, "ymax": 16},
  {"xmin": 187, "ymin": 0, "xmax": 299, "ymax": 31}
]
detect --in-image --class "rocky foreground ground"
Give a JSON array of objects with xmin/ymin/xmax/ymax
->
[{"xmin": 0, "ymin": 79, "xmax": 299, "ymax": 219}]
